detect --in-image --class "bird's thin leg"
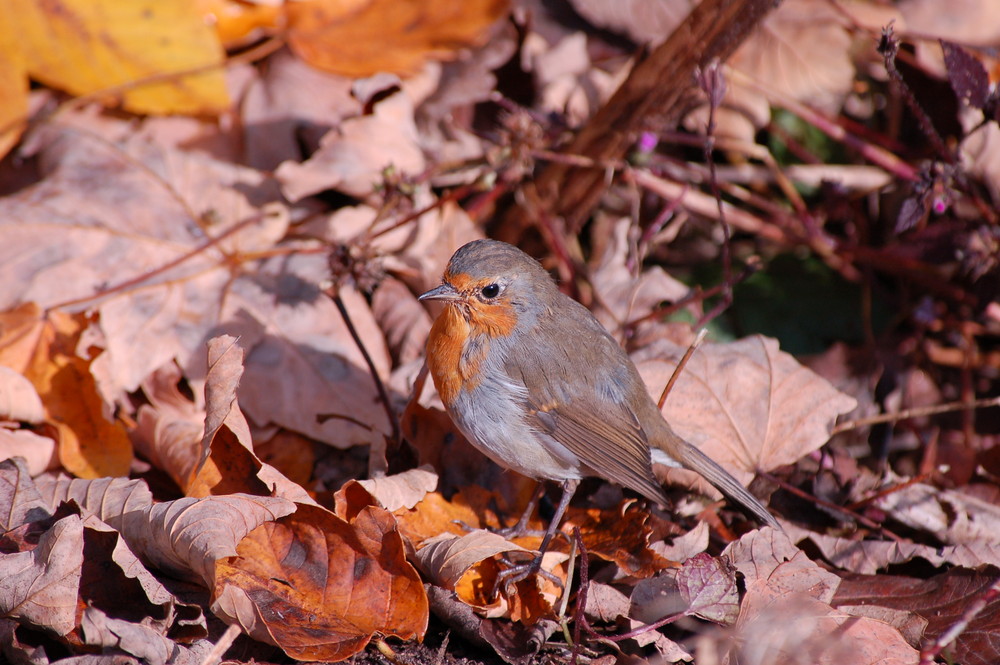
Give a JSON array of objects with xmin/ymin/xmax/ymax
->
[
  {"xmin": 496, "ymin": 481, "xmax": 547, "ymax": 539},
  {"xmin": 495, "ymin": 479, "xmax": 580, "ymax": 596}
]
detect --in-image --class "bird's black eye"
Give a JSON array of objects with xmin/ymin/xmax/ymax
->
[{"xmin": 480, "ymin": 283, "xmax": 501, "ymax": 299}]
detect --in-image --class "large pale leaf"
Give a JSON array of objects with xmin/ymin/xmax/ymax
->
[{"xmin": 637, "ymin": 335, "xmax": 857, "ymax": 483}]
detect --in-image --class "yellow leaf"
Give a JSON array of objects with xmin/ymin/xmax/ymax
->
[
  {"xmin": 287, "ymin": 0, "xmax": 509, "ymax": 77},
  {"xmin": 8, "ymin": 0, "xmax": 229, "ymax": 115},
  {"xmin": 0, "ymin": 11, "xmax": 29, "ymax": 159}
]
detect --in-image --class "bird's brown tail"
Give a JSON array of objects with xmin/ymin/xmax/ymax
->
[{"xmin": 656, "ymin": 427, "xmax": 781, "ymax": 530}]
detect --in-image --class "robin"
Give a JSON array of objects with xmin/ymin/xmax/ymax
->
[{"xmin": 420, "ymin": 239, "xmax": 779, "ymax": 584}]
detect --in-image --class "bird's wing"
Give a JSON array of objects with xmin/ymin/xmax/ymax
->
[{"xmin": 506, "ymin": 314, "xmax": 668, "ymax": 505}]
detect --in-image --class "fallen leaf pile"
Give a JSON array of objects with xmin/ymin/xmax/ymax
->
[{"xmin": 1, "ymin": 0, "xmax": 999, "ymax": 664}]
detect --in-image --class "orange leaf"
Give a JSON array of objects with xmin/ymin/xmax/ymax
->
[
  {"xmin": 213, "ymin": 502, "xmax": 427, "ymax": 661},
  {"xmin": 286, "ymin": 0, "xmax": 510, "ymax": 77},
  {"xmin": 1, "ymin": 308, "xmax": 132, "ymax": 478},
  {"xmin": 198, "ymin": 0, "xmax": 283, "ymax": 47},
  {"xmin": 561, "ymin": 502, "xmax": 676, "ymax": 578}
]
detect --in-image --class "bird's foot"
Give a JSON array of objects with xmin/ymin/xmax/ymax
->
[{"xmin": 493, "ymin": 554, "xmax": 563, "ymax": 598}]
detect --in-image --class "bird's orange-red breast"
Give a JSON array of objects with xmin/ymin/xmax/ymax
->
[{"xmin": 420, "ymin": 239, "xmax": 779, "ymax": 530}]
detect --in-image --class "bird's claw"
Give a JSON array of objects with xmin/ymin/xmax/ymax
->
[{"xmin": 492, "ymin": 554, "xmax": 564, "ymax": 599}]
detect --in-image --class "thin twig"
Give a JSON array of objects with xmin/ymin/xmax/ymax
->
[
  {"xmin": 758, "ymin": 471, "xmax": 903, "ymax": 541},
  {"xmin": 831, "ymin": 395, "xmax": 1000, "ymax": 435},
  {"xmin": 197, "ymin": 623, "xmax": 242, "ymax": 665},
  {"xmin": 659, "ymin": 329, "xmax": 709, "ymax": 410},
  {"xmin": 328, "ymin": 291, "xmax": 399, "ymax": 476},
  {"xmin": 844, "ymin": 472, "xmax": 935, "ymax": 512},
  {"xmin": 46, "ymin": 210, "xmax": 269, "ymax": 312},
  {"xmin": 919, "ymin": 574, "xmax": 1000, "ymax": 665},
  {"xmin": 696, "ymin": 61, "xmax": 736, "ymax": 329}
]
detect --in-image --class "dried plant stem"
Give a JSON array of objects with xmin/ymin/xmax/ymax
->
[
  {"xmin": 328, "ymin": 290, "xmax": 399, "ymax": 476},
  {"xmin": 831, "ymin": 395, "xmax": 1000, "ymax": 435},
  {"xmin": 47, "ymin": 210, "xmax": 271, "ymax": 312},
  {"xmin": 759, "ymin": 471, "xmax": 903, "ymax": 541},
  {"xmin": 845, "ymin": 472, "xmax": 934, "ymax": 512},
  {"xmin": 198, "ymin": 623, "xmax": 242, "ymax": 665},
  {"xmin": 658, "ymin": 328, "xmax": 709, "ymax": 410}
]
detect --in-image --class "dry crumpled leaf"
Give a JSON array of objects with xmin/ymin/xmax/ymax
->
[
  {"xmin": 0, "ymin": 306, "xmax": 132, "ymax": 478},
  {"xmin": 0, "ymin": 512, "xmax": 83, "ymax": 636},
  {"xmin": 569, "ymin": 0, "xmax": 693, "ymax": 46},
  {"xmin": 0, "ymin": 458, "xmax": 207, "ymax": 649},
  {"xmin": 358, "ymin": 465, "xmax": 439, "ymax": 511},
  {"xmin": 785, "ymin": 522, "xmax": 1000, "ymax": 573},
  {"xmin": 685, "ymin": 0, "xmax": 871, "ymax": 141},
  {"xmin": 590, "ymin": 219, "xmax": 689, "ymax": 331},
  {"xmin": 0, "ymin": 13, "xmax": 28, "ymax": 160},
  {"xmin": 276, "ymin": 87, "xmax": 426, "ymax": 201},
  {"xmin": 37, "ymin": 473, "xmax": 296, "ymax": 585},
  {"xmin": 0, "ymin": 428, "xmax": 56, "ymax": 476},
  {"xmin": 0, "ymin": 365, "xmax": 43, "ymax": 423},
  {"xmin": 875, "ymin": 476, "xmax": 1000, "ymax": 546},
  {"xmin": 415, "ymin": 530, "xmax": 532, "ymax": 594},
  {"xmin": 725, "ymin": 528, "xmax": 919, "ymax": 664},
  {"xmin": 834, "ymin": 566, "xmax": 1000, "ymax": 665},
  {"xmin": 6, "ymin": 0, "xmax": 229, "ymax": 115},
  {"xmin": 213, "ymin": 498, "xmax": 428, "ymax": 661},
  {"xmin": 636, "ymin": 335, "xmax": 857, "ymax": 483},
  {"xmin": 0, "ymin": 125, "xmax": 392, "ymax": 449},
  {"xmin": 286, "ymin": 0, "xmax": 509, "ymax": 78},
  {"xmin": 79, "ymin": 606, "xmax": 198, "ymax": 665},
  {"xmin": 676, "ymin": 552, "xmax": 740, "ymax": 625},
  {"xmin": 561, "ymin": 501, "xmax": 675, "ymax": 578}
]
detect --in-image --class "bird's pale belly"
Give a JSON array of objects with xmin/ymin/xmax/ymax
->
[{"xmin": 447, "ymin": 375, "xmax": 583, "ymax": 482}]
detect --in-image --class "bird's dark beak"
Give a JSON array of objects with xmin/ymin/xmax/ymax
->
[{"xmin": 419, "ymin": 283, "xmax": 461, "ymax": 302}]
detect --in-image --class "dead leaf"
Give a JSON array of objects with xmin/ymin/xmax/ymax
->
[
  {"xmin": 79, "ymin": 606, "xmax": 190, "ymax": 665},
  {"xmin": 735, "ymin": 585, "xmax": 920, "ymax": 665},
  {"xmin": 212, "ymin": 501, "xmax": 427, "ymax": 661},
  {"xmin": 77, "ymin": 514, "xmax": 207, "ymax": 643},
  {"xmin": 133, "ymin": 365, "xmax": 207, "ymax": 493},
  {"xmin": 0, "ymin": 512, "xmax": 84, "ymax": 636},
  {"xmin": 676, "ymin": 552, "xmax": 740, "ymax": 625},
  {"xmin": 0, "ymin": 457, "xmax": 54, "ymax": 530},
  {"xmin": 358, "ymin": 465, "xmax": 439, "ymax": 511},
  {"xmin": 414, "ymin": 530, "xmax": 532, "ymax": 594},
  {"xmin": 3, "ymin": 308, "xmax": 133, "ymax": 478},
  {"xmin": 276, "ymin": 88, "xmax": 426, "ymax": 200},
  {"xmin": 198, "ymin": 0, "xmax": 282, "ymax": 48},
  {"xmin": 652, "ymin": 521, "xmax": 710, "ymax": 562},
  {"xmin": 561, "ymin": 501, "xmax": 675, "ymax": 578},
  {"xmin": 786, "ymin": 522, "xmax": 1000, "ymax": 574},
  {"xmin": 37, "ymin": 473, "xmax": 295, "ymax": 585},
  {"xmin": 590, "ymin": 219, "xmax": 689, "ymax": 331},
  {"xmin": 6, "ymin": 0, "xmax": 229, "ymax": 114},
  {"xmin": 724, "ymin": 527, "xmax": 841, "ymax": 602},
  {"xmin": 569, "ymin": 0, "xmax": 693, "ymax": 46},
  {"xmin": 372, "ymin": 276, "xmax": 435, "ymax": 366},
  {"xmin": 637, "ymin": 335, "xmax": 858, "ymax": 483},
  {"xmin": 0, "ymin": 126, "xmax": 392, "ymax": 449},
  {"xmin": 394, "ymin": 487, "xmax": 508, "ymax": 547},
  {"xmin": 239, "ymin": 49, "xmax": 360, "ymax": 170},
  {"xmin": 0, "ymin": 428, "xmax": 57, "ymax": 476},
  {"xmin": 834, "ymin": 567, "xmax": 1000, "ymax": 665},
  {"xmin": 0, "ymin": 364, "xmax": 41, "ymax": 423},
  {"xmin": 286, "ymin": 0, "xmax": 509, "ymax": 77},
  {"xmin": 0, "ymin": 13, "xmax": 28, "ymax": 159},
  {"xmin": 875, "ymin": 476, "xmax": 1000, "ymax": 545}
]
